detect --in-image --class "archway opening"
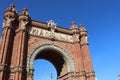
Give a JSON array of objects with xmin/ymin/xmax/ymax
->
[
  {"xmin": 34, "ymin": 59, "xmax": 57, "ymax": 80},
  {"xmin": 33, "ymin": 48, "xmax": 68, "ymax": 80}
]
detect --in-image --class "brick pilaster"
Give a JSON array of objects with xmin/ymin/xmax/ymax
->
[
  {"xmin": 14, "ymin": 8, "xmax": 30, "ymax": 80},
  {"xmin": 0, "ymin": 4, "xmax": 18, "ymax": 80}
]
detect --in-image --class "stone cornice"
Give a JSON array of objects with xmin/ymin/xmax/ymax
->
[{"xmin": 31, "ymin": 20, "xmax": 73, "ymax": 35}]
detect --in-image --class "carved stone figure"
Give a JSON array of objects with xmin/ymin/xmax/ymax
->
[
  {"xmin": 20, "ymin": 20, "xmax": 29, "ymax": 30},
  {"xmin": 47, "ymin": 20, "xmax": 56, "ymax": 33},
  {"xmin": 5, "ymin": 15, "xmax": 15, "ymax": 27}
]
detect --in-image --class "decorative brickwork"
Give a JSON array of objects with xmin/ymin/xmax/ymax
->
[{"xmin": 0, "ymin": 4, "xmax": 95, "ymax": 80}]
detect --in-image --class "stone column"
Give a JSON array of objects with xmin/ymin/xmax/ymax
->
[
  {"xmin": 0, "ymin": 4, "xmax": 18, "ymax": 80},
  {"xmin": 14, "ymin": 8, "xmax": 30, "ymax": 80},
  {"xmin": 80, "ymin": 24, "xmax": 95, "ymax": 80},
  {"xmin": 26, "ymin": 69, "xmax": 34, "ymax": 80}
]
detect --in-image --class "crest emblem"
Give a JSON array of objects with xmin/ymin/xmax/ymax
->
[{"xmin": 47, "ymin": 20, "xmax": 56, "ymax": 33}]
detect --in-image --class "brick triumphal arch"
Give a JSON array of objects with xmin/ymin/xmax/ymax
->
[{"xmin": 0, "ymin": 4, "xmax": 95, "ymax": 80}]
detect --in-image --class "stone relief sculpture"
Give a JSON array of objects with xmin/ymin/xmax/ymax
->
[
  {"xmin": 47, "ymin": 20, "xmax": 56, "ymax": 39},
  {"xmin": 5, "ymin": 15, "xmax": 15, "ymax": 27},
  {"xmin": 20, "ymin": 20, "xmax": 28, "ymax": 30},
  {"xmin": 47, "ymin": 20, "xmax": 56, "ymax": 33}
]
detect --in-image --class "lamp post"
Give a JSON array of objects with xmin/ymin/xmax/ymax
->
[
  {"xmin": 118, "ymin": 75, "xmax": 120, "ymax": 80},
  {"xmin": 51, "ymin": 73, "xmax": 53, "ymax": 80}
]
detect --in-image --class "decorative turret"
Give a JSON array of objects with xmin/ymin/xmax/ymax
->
[
  {"xmin": 79, "ymin": 24, "xmax": 87, "ymax": 34},
  {"xmin": 3, "ymin": 4, "xmax": 18, "ymax": 28},
  {"xmin": 18, "ymin": 8, "xmax": 31, "ymax": 30},
  {"xmin": 79, "ymin": 24, "xmax": 88, "ymax": 45},
  {"xmin": 70, "ymin": 22, "xmax": 80, "ymax": 43},
  {"xmin": 0, "ymin": 4, "xmax": 18, "ymax": 80},
  {"xmin": 70, "ymin": 22, "xmax": 79, "ymax": 34}
]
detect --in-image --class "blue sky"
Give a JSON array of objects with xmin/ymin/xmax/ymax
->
[{"xmin": 0, "ymin": 0, "xmax": 120, "ymax": 80}]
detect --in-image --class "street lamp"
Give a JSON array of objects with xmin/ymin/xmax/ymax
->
[{"xmin": 118, "ymin": 75, "xmax": 120, "ymax": 80}]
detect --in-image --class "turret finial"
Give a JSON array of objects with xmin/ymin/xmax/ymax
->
[
  {"xmin": 79, "ymin": 24, "xmax": 87, "ymax": 31},
  {"xmin": 5, "ymin": 3, "xmax": 16, "ymax": 13},
  {"xmin": 80, "ymin": 24, "xmax": 84, "ymax": 27},
  {"xmin": 20, "ymin": 8, "xmax": 29, "ymax": 16},
  {"xmin": 70, "ymin": 22, "xmax": 78, "ymax": 30}
]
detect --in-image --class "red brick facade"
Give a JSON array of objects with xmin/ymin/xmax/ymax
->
[{"xmin": 0, "ymin": 4, "xmax": 95, "ymax": 80}]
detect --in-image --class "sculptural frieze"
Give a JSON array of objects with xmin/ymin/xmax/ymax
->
[{"xmin": 29, "ymin": 27, "xmax": 73, "ymax": 42}]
